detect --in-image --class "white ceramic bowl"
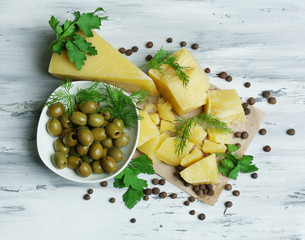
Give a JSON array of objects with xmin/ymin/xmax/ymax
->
[{"xmin": 37, "ymin": 81, "xmax": 139, "ymax": 183}]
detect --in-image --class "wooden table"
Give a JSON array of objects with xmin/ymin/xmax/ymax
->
[{"xmin": 1, "ymin": 0, "xmax": 305, "ymax": 239}]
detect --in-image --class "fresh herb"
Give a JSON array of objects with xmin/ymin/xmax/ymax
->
[
  {"xmin": 47, "ymin": 8, "xmax": 108, "ymax": 70},
  {"xmin": 174, "ymin": 113, "xmax": 232, "ymax": 156},
  {"xmin": 113, "ymin": 155, "xmax": 155, "ymax": 209},
  {"xmin": 45, "ymin": 79, "xmax": 75, "ymax": 115},
  {"xmin": 75, "ymin": 82, "xmax": 105, "ymax": 105},
  {"xmin": 141, "ymin": 48, "xmax": 190, "ymax": 87},
  {"xmin": 217, "ymin": 144, "xmax": 258, "ymax": 180}
]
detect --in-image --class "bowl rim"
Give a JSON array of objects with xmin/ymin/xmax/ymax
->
[{"xmin": 36, "ymin": 81, "xmax": 140, "ymax": 183}]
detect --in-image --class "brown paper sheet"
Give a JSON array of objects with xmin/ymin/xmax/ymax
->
[{"xmin": 133, "ymin": 84, "xmax": 265, "ymax": 206}]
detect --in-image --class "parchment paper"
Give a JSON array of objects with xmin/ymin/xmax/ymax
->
[{"xmin": 133, "ymin": 84, "xmax": 265, "ymax": 206}]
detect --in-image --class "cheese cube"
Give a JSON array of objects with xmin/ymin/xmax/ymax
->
[
  {"xmin": 49, "ymin": 31, "xmax": 158, "ymax": 96},
  {"xmin": 137, "ymin": 110, "xmax": 159, "ymax": 147},
  {"xmin": 180, "ymin": 146, "xmax": 203, "ymax": 167},
  {"xmin": 143, "ymin": 103, "xmax": 156, "ymax": 113},
  {"xmin": 150, "ymin": 113, "xmax": 160, "ymax": 125},
  {"xmin": 202, "ymin": 140, "xmax": 227, "ymax": 153},
  {"xmin": 189, "ymin": 125, "xmax": 207, "ymax": 145},
  {"xmin": 208, "ymin": 128, "xmax": 232, "ymax": 144},
  {"xmin": 160, "ymin": 120, "xmax": 175, "ymax": 133},
  {"xmin": 156, "ymin": 137, "xmax": 193, "ymax": 166},
  {"xmin": 149, "ymin": 48, "xmax": 210, "ymax": 115},
  {"xmin": 180, "ymin": 154, "xmax": 219, "ymax": 184},
  {"xmin": 157, "ymin": 101, "xmax": 175, "ymax": 122}
]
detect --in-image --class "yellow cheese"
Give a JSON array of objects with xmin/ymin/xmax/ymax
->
[
  {"xmin": 159, "ymin": 120, "xmax": 175, "ymax": 133},
  {"xmin": 208, "ymin": 128, "xmax": 232, "ymax": 144},
  {"xmin": 157, "ymin": 101, "xmax": 175, "ymax": 122},
  {"xmin": 49, "ymin": 31, "xmax": 158, "ymax": 96},
  {"xmin": 143, "ymin": 103, "xmax": 156, "ymax": 113},
  {"xmin": 189, "ymin": 125, "xmax": 207, "ymax": 145},
  {"xmin": 180, "ymin": 146, "xmax": 203, "ymax": 167},
  {"xmin": 137, "ymin": 110, "xmax": 160, "ymax": 147},
  {"xmin": 150, "ymin": 113, "xmax": 160, "ymax": 125},
  {"xmin": 202, "ymin": 140, "xmax": 227, "ymax": 153},
  {"xmin": 149, "ymin": 48, "xmax": 210, "ymax": 115},
  {"xmin": 155, "ymin": 137, "xmax": 193, "ymax": 166},
  {"xmin": 206, "ymin": 89, "xmax": 246, "ymax": 124},
  {"xmin": 137, "ymin": 132, "xmax": 170, "ymax": 164},
  {"xmin": 180, "ymin": 153, "xmax": 219, "ymax": 184}
]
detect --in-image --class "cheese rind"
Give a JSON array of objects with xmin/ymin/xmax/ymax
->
[
  {"xmin": 149, "ymin": 48, "xmax": 210, "ymax": 115},
  {"xmin": 49, "ymin": 31, "xmax": 158, "ymax": 96}
]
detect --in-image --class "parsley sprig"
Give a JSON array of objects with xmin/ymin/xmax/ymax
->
[
  {"xmin": 217, "ymin": 144, "xmax": 259, "ymax": 179},
  {"xmin": 47, "ymin": 8, "xmax": 108, "ymax": 70},
  {"xmin": 174, "ymin": 113, "xmax": 232, "ymax": 156},
  {"xmin": 113, "ymin": 155, "xmax": 155, "ymax": 209},
  {"xmin": 141, "ymin": 48, "xmax": 190, "ymax": 87}
]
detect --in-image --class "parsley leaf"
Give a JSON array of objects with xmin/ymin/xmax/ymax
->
[
  {"xmin": 113, "ymin": 155, "xmax": 155, "ymax": 209},
  {"xmin": 217, "ymin": 144, "xmax": 258, "ymax": 180},
  {"xmin": 47, "ymin": 8, "xmax": 108, "ymax": 70}
]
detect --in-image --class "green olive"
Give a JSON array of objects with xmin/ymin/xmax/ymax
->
[
  {"xmin": 69, "ymin": 147, "xmax": 78, "ymax": 155},
  {"xmin": 61, "ymin": 127, "xmax": 74, "ymax": 137},
  {"xmin": 100, "ymin": 110, "xmax": 111, "ymax": 120},
  {"xmin": 105, "ymin": 123, "xmax": 122, "ymax": 139},
  {"xmin": 47, "ymin": 102, "xmax": 64, "ymax": 118},
  {"xmin": 67, "ymin": 155, "xmax": 82, "ymax": 169},
  {"xmin": 102, "ymin": 148, "xmax": 108, "ymax": 157},
  {"xmin": 113, "ymin": 132, "xmax": 130, "ymax": 148},
  {"xmin": 91, "ymin": 160, "xmax": 104, "ymax": 174},
  {"xmin": 51, "ymin": 152, "xmax": 68, "ymax": 169},
  {"xmin": 88, "ymin": 113, "xmax": 104, "ymax": 128},
  {"xmin": 76, "ymin": 143, "xmax": 89, "ymax": 156},
  {"xmin": 70, "ymin": 111, "xmax": 87, "ymax": 126},
  {"xmin": 88, "ymin": 143, "xmax": 104, "ymax": 160},
  {"xmin": 54, "ymin": 138, "xmax": 70, "ymax": 154},
  {"xmin": 91, "ymin": 128, "xmax": 107, "ymax": 142},
  {"xmin": 79, "ymin": 101, "xmax": 100, "ymax": 114},
  {"xmin": 101, "ymin": 137, "xmax": 113, "ymax": 149},
  {"xmin": 77, "ymin": 162, "xmax": 92, "ymax": 178},
  {"xmin": 112, "ymin": 118, "xmax": 124, "ymax": 131},
  {"xmin": 60, "ymin": 112, "xmax": 72, "ymax": 128},
  {"xmin": 77, "ymin": 128, "xmax": 94, "ymax": 146},
  {"xmin": 62, "ymin": 131, "xmax": 78, "ymax": 147},
  {"xmin": 108, "ymin": 148, "xmax": 124, "ymax": 162},
  {"xmin": 101, "ymin": 156, "xmax": 117, "ymax": 173},
  {"xmin": 47, "ymin": 119, "xmax": 62, "ymax": 137},
  {"xmin": 82, "ymin": 155, "xmax": 92, "ymax": 164}
]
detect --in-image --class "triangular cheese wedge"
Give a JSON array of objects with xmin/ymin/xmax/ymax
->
[{"xmin": 49, "ymin": 31, "xmax": 158, "ymax": 96}]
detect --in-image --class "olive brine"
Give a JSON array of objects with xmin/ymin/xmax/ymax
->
[{"xmin": 47, "ymin": 101, "xmax": 130, "ymax": 177}]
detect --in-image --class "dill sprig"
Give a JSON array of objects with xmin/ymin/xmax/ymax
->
[
  {"xmin": 141, "ymin": 48, "xmax": 190, "ymax": 87},
  {"xmin": 75, "ymin": 82, "xmax": 105, "ymax": 105},
  {"xmin": 174, "ymin": 113, "xmax": 233, "ymax": 156},
  {"xmin": 45, "ymin": 79, "xmax": 75, "ymax": 115}
]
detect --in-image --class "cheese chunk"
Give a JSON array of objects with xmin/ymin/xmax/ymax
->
[
  {"xmin": 49, "ymin": 31, "xmax": 158, "ymax": 96},
  {"xmin": 189, "ymin": 125, "xmax": 207, "ymax": 145},
  {"xmin": 202, "ymin": 140, "xmax": 227, "ymax": 153},
  {"xmin": 137, "ymin": 110, "xmax": 159, "ymax": 147},
  {"xmin": 156, "ymin": 137, "xmax": 193, "ymax": 166},
  {"xmin": 180, "ymin": 154, "xmax": 219, "ymax": 184},
  {"xmin": 150, "ymin": 113, "xmax": 160, "ymax": 125},
  {"xmin": 181, "ymin": 146, "xmax": 203, "ymax": 167},
  {"xmin": 206, "ymin": 89, "xmax": 246, "ymax": 123},
  {"xmin": 149, "ymin": 48, "xmax": 210, "ymax": 115},
  {"xmin": 208, "ymin": 129, "xmax": 232, "ymax": 144},
  {"xmin": 137, "ymin": 132, "xmax": 170, "ymax": 164},
  {"xmin": 160, "ymin": 120, "xmax": 175, "ymax": 133},
  {"xmin": 143, "ymin": 103, "xmax": 156, "ymax": 113},
  {"xmin": 157, "ymin": 101, "xmax": 175, "ymax": 122}
]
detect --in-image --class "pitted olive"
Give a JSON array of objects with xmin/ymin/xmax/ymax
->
[
  {"xmin": 88, "ymin": 143, "xmax": 104, "ymax": 160},
  {"xmin": 100, "ymin": 110, "xmax": 111, "ymax": 120},
  {"xmin": 101, "ymin": 156, "xmax": 117, "ymax": 173},
  {"xmin": 105, "ymin": 123, "xmax": 122, "ymax": 139},
  {"xmin": 82, "ymin": 155, "xmax": 92, "ymax": 164},
  {"xmin": 91, "ymin": 128, "xmax": 107, "ymax": 142},
  {"xmin": 77, "ymin": 128, "xmax": 94, "ymax": 146},
  {"xmin": 88, "ymin": 113, "xmax": 104, "ymax": 127},
  {"xmin": 60, "ymin": 112, "xmax": 72, "ymax": 128},
  {"xmin": 70, "ymin": 111, "xmax": 87, "ymax": 126},
  {"xmin": 101, "ymin": 137, "xmax": 113, "ymax": 149},
  {"xmin": 47, "ymin": 102, "xmax": 64, "ymax": 118},
  {"xmin": 61, "ymin": 127, "xmax": 74, "ymax": 137},
  {"xmin": 67, "ymin": 155, "xmax": 82, "ymax": 169},
  {"xmin": 63, "ymin": 131, "xmax": 78, "ymax": 147},
  {"xmin": 76, "ymin": 143, "xmax": 89, "ymax": 156},
  {"xmin": 79, "ymin": 101, "xmax": 99, "ymax": 114},
  {"xmin": 112, "ymin": 118, "xmax": 124, "ymax": 130},
  {"xmin": 52, "ymin": 152, "xmax": 67, "ymax": 169},
  {"xmin": 91, "ymin": 160, "xmax": 104, "ymax": 174},
  {"xmin": 77, "ymin": 162, "xmax": 92, "ymax": 177},
  {"xmin": 113, "ymin": 132, "xmax": 130, "ymax": 148},
  {"xmin": 47, "ymin": 119, "xmax": 62, "ymax": 137},
  {"xmin": 54, "ymin": 138, "xmax": 70, "ymax": 154},
  {"xmin": 108, "ymin": 148, "xmax": 124, "ymax": 162}
]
